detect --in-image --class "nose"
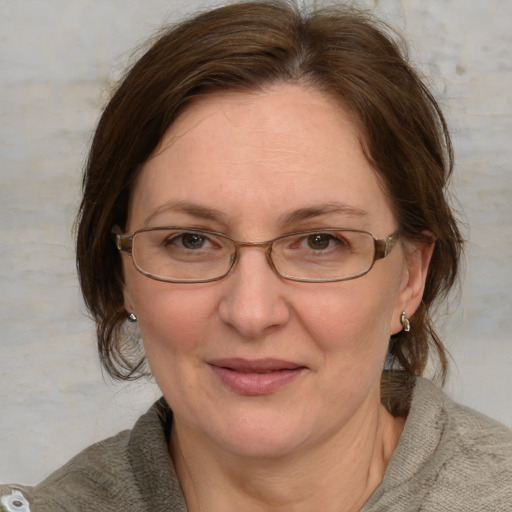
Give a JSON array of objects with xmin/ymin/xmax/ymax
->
[{"xmin": 218, "ymin": 247, "xmax": 290, "ymax": 339}]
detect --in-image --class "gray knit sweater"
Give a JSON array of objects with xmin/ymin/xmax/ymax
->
[{"xmin": 1, "ymin": 378, "xmax": 511, "ymax": 511}]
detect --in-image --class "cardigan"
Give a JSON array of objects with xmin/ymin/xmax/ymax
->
[{"xmin": 1, "ymin": 377, "xmax": 511, "ymax": 511}]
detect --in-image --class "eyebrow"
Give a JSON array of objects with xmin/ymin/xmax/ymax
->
[
  {"xmin": 143, "ymin": 200, "xmax": 228, "ymax": 226},
  {"xmin": 143, "ymin": 200, "xmax": 368, "ymax": 227},
  {"xmin": 279, "ymin": 202, "xmax": 368, "ymax": 224}
]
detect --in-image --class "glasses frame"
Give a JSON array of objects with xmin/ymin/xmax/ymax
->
[{"xmin": 115, "ymin": 226, "xmax": 403, "ymax": 284}]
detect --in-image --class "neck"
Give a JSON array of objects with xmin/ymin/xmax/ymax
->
[{"xmin": 171, "ymin": 401, "xmax": 404, "ymax": 512}]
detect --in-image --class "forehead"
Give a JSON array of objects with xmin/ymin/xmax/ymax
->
[
  {"xmin": 128, "ymin": 84, "xmax": 395, "ymax": 234},
  {"xmin": 155, "ymin": 84, "xmax": 362, "ymax": 166}
]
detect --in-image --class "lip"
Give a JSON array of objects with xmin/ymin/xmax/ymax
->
[{"xmin": 207, "ymin": 358, "xmax": 307, "ymax": 395}]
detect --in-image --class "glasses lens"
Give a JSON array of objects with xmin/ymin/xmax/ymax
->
[
  {"xmin": 132, "ymin": 228, "xmax": 234, "ymax": 282},
  {"xmin": 271, "ymin": 230, "xmax": 375, "ymax": 281}
]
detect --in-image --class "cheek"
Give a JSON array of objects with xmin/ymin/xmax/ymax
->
[
  {"xmin": 296, "ymin": 276, "xmax": 400, "ymax": 363},
  {"xmin": 129, "ymin": 282, "xmax": 220, "ymax": 413},
  {"xmin": 124, "ymin": 269, "xmax": 216, "ymax": 359},
  {"xmin": 143, "ymin": 294, "xmax": 210, "ymax": 351}
]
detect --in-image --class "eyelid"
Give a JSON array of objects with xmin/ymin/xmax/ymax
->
[
  {"xmin": 280, "ymin": 223, "xmax": 364, "ymax": 235},
  {"xmin": 141, "ymin": 226, "xmax": 366, "ymax": 244}
]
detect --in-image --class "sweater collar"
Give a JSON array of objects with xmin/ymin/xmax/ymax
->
[{"xmin": 128, "ymin": 397, "xmax": 188, "ymax": 511}]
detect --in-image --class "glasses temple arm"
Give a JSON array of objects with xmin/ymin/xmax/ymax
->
[
  {"xmin": 115, "ymin": 234, "xmax": 133, "ymax": 252},
  {"xmin": 374, "ymin": 227, "xmax": 403, "ymax": 260}
]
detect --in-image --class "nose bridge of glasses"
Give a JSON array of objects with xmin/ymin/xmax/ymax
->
[
  {"xmin": 234, "ymin": 239, "xmax": 274, "ymax": 250},
  {"xmin": 230, "ymin": 239, "xmax": 277, "ymax": 273}
]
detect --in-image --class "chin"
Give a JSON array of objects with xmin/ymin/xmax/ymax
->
[
  {"xmin": 220, "ymin": 430, "xmax": 308, "ymax": 460},
  {"xmin": 202, "ymin": 406, "xmax": 319, "ymax": 460}
]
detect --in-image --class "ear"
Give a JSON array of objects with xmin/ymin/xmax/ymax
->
[
  {"xmin": 117, "ymin": 251, "xmax": 136, "ymax": 319},
  {"xmin": 112, "ymin": 224, "xmax": 135, "ymax": 317},
  {"xmin": 122, "ymin": 270, "xmax": 138, "ymax": 318},
  {"xmin": 391, "ymin": 236, "xmax": 435, "ymax": 334},
  {"xmin": 124, "ymin": 291, "xmax": 135, "ymax": 317}
]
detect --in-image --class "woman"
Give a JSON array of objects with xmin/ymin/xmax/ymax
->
[{"xmin": 1, "ymin": 1, "xmax": 511, "ymax": 511}]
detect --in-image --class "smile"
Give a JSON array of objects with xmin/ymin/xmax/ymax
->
[{"xmin": 207, "ymin": 358, "xmax": 307, "ymax": 395}]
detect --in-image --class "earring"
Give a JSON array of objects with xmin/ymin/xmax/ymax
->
[
  {"xmin": 400, "ymin": 311, "xmax": 410, "ymax": 332},
  {"xmin": 127, "ymin": 312, "xmax": 137, "ymax": 323}
]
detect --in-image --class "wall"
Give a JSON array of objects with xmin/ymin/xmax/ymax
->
[{"xmin": 1, "ymin": 0, "xmax": 511, "ymax": 484}]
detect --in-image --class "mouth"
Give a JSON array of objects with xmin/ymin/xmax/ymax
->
[{"xmin": 207, "ymin": 358, "xmax": 307, "ymax": 395}]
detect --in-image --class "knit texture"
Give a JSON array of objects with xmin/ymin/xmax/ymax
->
[
  {"xmin": 1, "ymin": 377, "xmax": 511, "ymax": 511},
  {"xmin": 362, "ymin": 378, "xmax": 512, "ymax": 511}
]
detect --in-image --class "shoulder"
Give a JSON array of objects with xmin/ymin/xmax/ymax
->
[
  {"xmin": 397, "ymin": 377, "xmax": 511, "ymax": 511},
  {"xmin": 418, "ymin": 378, "xmax": 512, "ymax": 510},
  {"xmin": 414, "ymin": 377, "xmax": 512, "ymax": 459},
  {"xmin": 366, "ymin": 377, "xmax": 512, "ymax": 512},
  {"xmin": 0, "ymin": 399, "xmax": 175, "ymax": 512},
  {"xmin": 1, "ymin": 429, "xmax": 138, "ymax": 512}
]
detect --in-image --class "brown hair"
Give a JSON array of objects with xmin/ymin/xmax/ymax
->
[{"xmin": 76, "ymin": 1, "xmax": 463, "ymax": 393}]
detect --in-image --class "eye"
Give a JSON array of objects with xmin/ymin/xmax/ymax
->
[
  {"xmin": 306, "ymin": 233, "xmax": 334, "ymax": 250},
  {"xmin": 165, "ymin": 232, "xmax": 211, "ymax": 250},
  {"xmin": 304, "ymin": 233, "xmax": 347, "ymax": 251},
  {"xmin": 180, "ymin": 232, "xmax": 207, "ymax": 249}
]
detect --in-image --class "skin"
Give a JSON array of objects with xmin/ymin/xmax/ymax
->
[{"xmin": 121, "ymin": 83, "xmax": 433, "ymax": 511}]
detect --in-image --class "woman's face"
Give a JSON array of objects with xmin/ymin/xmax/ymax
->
[{"xmin": 122, "ymin": 84, "xmax": 429, "ymax": 458}]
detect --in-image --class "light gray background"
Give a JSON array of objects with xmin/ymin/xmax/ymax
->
[{"xmin": 1, "ymin": 0, "xmax": 511, "ymax": 484}]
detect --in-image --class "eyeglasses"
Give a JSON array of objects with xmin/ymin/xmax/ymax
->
[{"xmin": 115, "ymin": 226, "xmax": 402, "ymax": 284}]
